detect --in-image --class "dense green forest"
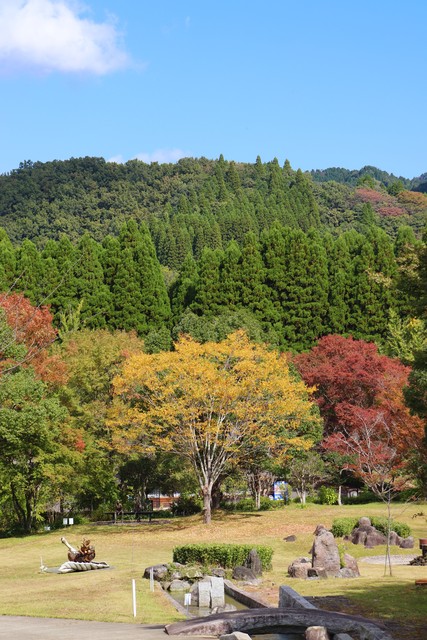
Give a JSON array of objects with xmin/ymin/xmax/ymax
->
[{"xmin": 0, "ymin": 155, "xmax": 426, "ymax": 351}]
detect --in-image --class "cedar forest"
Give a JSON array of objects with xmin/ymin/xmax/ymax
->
[{"xmin": 0, "ymin": 155, "xmax": 426, "ymax": 529}]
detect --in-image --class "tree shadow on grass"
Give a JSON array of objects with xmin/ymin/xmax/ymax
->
[{"xmin": 310, "ymin": 581, "xmax": 427, "ymax": 640}]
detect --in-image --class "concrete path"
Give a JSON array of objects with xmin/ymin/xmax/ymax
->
[{"xmin": 0, "ymin": 616, "xmax": 203, "ymax": 640}]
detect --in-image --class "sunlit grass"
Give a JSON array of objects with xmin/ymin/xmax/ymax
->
[{"xmin": 0, "ymin": 502, "xmax": 426, "ymax": 626}]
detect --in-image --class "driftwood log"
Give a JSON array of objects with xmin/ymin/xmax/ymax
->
[{"xmin": 61, "ymin": 537, "xmax": 95, "ymax": 562}]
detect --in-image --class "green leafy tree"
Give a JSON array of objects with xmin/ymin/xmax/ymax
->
[{"xmin": 0, "ymin": 368, "xmax": 68, "ymax": 533}]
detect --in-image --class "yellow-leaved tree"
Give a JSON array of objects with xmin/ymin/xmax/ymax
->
[{"xmin": 108, "ymin": 331, "xmax": 319, "ymax": 524}]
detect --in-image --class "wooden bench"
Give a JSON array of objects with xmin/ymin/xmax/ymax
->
[
  {"xmin": 415, "ymin": 579, "xmax": 427, "ymax": 587},
  {"xmin": 106, "ymin": 511, "xmax": 155, "ymax": 523}
]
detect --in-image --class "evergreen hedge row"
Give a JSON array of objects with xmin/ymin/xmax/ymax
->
[{"xmin": 173, "ymin": 543, "xmax": 273, "ymax": 569}]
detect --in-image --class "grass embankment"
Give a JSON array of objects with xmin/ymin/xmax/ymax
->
[{"xmin": 0, "ymin": 502, "xmax": 426, "ymax": 629}]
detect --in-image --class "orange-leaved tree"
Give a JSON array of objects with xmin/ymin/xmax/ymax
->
[{"xmin": 108, "ymin": 331, "xmax": 319, "ymax": 523}]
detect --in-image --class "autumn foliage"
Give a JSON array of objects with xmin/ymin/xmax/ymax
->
[
  {"xmin": 0, "ymin": 292, "xmax": 67, "ymax": 384},
  {"xmin": 294, "ymin": 334, "xmax": 424, "ymax": 483},
  {"xmin": 109, "ymin": 331, "xmax": 319, "ymax": 523}
]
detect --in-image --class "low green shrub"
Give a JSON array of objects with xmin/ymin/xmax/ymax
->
[
  {"xmin": 331, "ymin": 517, "xmax": 359, "ymax": 537},
  {"xmin": 221, "ymin": 497, "xmax": 281, "ymax": 511},
  {"xmin": 370, "ymin": 516, "xmax": 411, "ymax": 538},
  {"xmin": 173, "ymin": 543, "xmax": 273, "ymax": 569},
  {"xmin": 318, "ymin": 486, "xmax": 338, "ymax": 505}
]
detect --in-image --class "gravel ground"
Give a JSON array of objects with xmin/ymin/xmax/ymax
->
[{"xmin": 360, "ymin": 554, "xmax": 417, "ymax": 564}]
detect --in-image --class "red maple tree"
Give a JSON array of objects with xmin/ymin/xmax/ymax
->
[{"xmin": 0, "ymin": 292, "xmax": 67, "ymax": 385}]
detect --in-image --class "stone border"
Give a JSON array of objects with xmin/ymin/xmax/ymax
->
[
  {"xmin": 223, "ymin": 580, "xmax": 270, "ymax": 609},
  {"xmin": 165, "ymin": 607, "xmax": 393, "ymax": 640}
]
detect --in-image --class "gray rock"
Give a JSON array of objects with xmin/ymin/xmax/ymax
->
[
  {"xmin": 308, "ymin": 567, "xmax": 328, "ymax": 579},
  {"xmin": 284, "ymin": 535, "xmax": 297, "ymax": 542},
  {"xmin": 288, "ymin": 561, "xmax": 310, "ymax": 579},
  {"xmin": 182, "ymin": 566, "xmax": 204, "ymax": 579},
  {"xmin": 365, "ymin": 529, "xmax": 387, "ymax": 547},
  {"xmin": 305, "ymin": 626, "xmax": 330, "ymax": 640},
  {"xmin": 351, "ymin": 530, "xmax": 367, "ymax": 545},
  {"xmin": 332, "ymin": 635, "xmax": 354, "ymax": 640},
  {"xmin": 232, "ymin": 566, "xmax": 258, "ymax": 583},
  {"xmin": 311, "ymin": 526, "xmax": 340, "ymax": 577},
  {"xmin": 245, "ymin": 548, "xmax": 263, "ymax": 576},
  {"xmin": 198, "ymin": 580, "xmax": 211, "ymax": 607},
  {"xmin": 170, "ymin": 571, "xmax": 182, "ymax": 580},
  {"xmin": 399, "ymin": 536, "xmax": 414, "ymax": 549},
  {"xmin": 143, "ymin": 564, "xmax": 168, "ymax": 581},
  {"xmin": 213, "ymin": 603, "xmax": 237, "ymax": 614},
  {"xmin": 168, "ymin": 579, "xmax": 191, "ymax": 591},
  {"xmin": 358, "ymin": 517, "xmax": 371, "ymax": 527},
  {"xmin": 342, "ymin": 553, "xmax": 360, "ymax": 577},
  {"xmin": 220, "ymin": 633, "xmax": 252, "ymax": 640},
  {"xmin": 388, "ymin": 531, "xmax": 402, "ymax": 546},
  {"xmin": 212, "ymin": 567, "xmax": 226, "ymax": 577},
  {"xmin": 210, "ymin": 576, "xmax": 225, "ymax": 608},
  {"xmin": 338, "ymin": 567, "xmax": 359, "ymax": 578}
]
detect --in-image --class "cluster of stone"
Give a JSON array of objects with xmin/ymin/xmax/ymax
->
[
  {"xmin": 288, "ymin": 525, "xmax": 359, "ymax": 580},
  {"xmin": 144, "ymin": 549, "xmax": 263, "ymax": 612},
  {"xmin": 346, "ymin": 517, "xmax": 414, "ymax": 549}
]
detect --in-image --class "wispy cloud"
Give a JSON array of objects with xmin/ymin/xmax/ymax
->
[
  {"xmin": 107, "ymin": 149, "xmax": 189, "ymax": 165},
  {"xmin": 0, "ymin": 0, "xmax": 131, "ymax": 75},
  {"xmin": 135, "ymin": 148, "xmax": 188, "ymax": 164}
]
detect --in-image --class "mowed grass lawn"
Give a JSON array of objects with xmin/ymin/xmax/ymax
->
[{"xmin": 0, "ymin": 502, "xmax": 426, "ymax": 628}]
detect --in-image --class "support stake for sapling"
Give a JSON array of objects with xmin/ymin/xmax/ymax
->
[{"xmin": 132, "ymin": 578, "xmax": 137, "ymax": 617}]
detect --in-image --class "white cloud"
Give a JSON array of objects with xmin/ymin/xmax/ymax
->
[
  {"xmin": 135, "ymin": 148, "xmax": 188, "ymax": 164},
  {"xmin": 0, "ymin": 0, "xmax": 130, "ymax": 74},
  {"xmin": 107, "ymin": 154, "xmax": 125, "ymax": 164}
]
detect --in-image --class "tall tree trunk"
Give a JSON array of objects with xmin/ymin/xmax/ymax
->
[
  {"xmin": 337, "ymin": 485, "xmax": 342, "ymax": 506},
  {"xmin": 202, "ymin": 486, "xmax": 212, "ymax": 524}
]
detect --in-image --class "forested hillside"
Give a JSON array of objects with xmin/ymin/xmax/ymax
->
[
  {"xmin": 0, "ymin": 155, "xmax": 426, "ymax": 352},
  {"xmin": 1, "ymin": 155, "xmax": 426, "ymax": 531}
]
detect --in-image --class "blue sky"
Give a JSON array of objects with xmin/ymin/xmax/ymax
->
[{"xmin": 0, "ymin": 1, "xmax": 426, "ymax": 178}]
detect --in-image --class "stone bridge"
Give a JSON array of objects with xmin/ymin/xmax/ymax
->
[{"xmin": 165, "ymin": 607, "xmax": 394, "ymax": 640}]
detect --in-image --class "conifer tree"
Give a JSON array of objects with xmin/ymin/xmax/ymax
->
[
  {"xmin": 15, "ymin": 239, "xmax": 44, "ymax": 303},
  {"xmin": 191, "ymin": 247, "xmax": 224, "ymax": 317},
  {"xmin": 238, "ymin": 231, "xmax": 268, "ymax": 319},
  {"xmin": 219, "ymin": 240, "xmax": 242, "ymax": 310},
  {"xmin": 170, "ymin": 253, "xmax": 198, "ymax": 321},
  {"xmin": 74, "ymin": 234, "xmax": 112, "ymax": 328},
  {"xmin": 0, "ymin": 229, "xmax": 16, "ymax": 291}
]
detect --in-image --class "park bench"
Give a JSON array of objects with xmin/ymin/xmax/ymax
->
[
  {"xmin": 107, "ymin": 510, "xmax": 155, "ymax": 523},
  {"xmin": 415, "ymin": 578, "xmax": 427, "ymax": 587}
]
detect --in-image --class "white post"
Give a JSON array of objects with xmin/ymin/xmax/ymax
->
[
  {"xmin": 132, "ymin": 579, "xmax": 137, "ymax": 617},
  {"xmin": 150, "ymin": 567, "xmax": 154, "ymax": 592}
]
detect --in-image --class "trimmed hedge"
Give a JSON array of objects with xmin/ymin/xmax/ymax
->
[
  {"xmin": 331, "ymin": 517, "xmax": 359, "ymax": 537},
  {"xmin": 173, "ymin": 543, "xmax": 273, "ymax": 570},
  {"xmin": 331, "ymin": 516, "xmax": 411, "ymax": 539}
]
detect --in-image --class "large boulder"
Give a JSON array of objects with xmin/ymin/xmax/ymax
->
[{"xmin": 311, "ymin": 525, "xmax": 340, "ymax": 577}]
